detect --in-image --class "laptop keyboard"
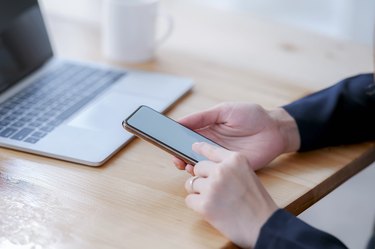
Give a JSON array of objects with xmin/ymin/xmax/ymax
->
[{"xmin": 0, "ymin": 62, "xmax": 125, "ymax": 144}]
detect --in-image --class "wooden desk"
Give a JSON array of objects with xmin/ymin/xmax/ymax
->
[{"xmin": 1, "ymin": 1, "xmax": 374, "ymax": 248}]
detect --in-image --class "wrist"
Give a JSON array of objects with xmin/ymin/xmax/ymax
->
[{"xmin": 268, "ymin": 107, "xmax": 300, "ymax": 153}]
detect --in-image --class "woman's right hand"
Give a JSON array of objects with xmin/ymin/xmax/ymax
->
[{"xmin": 184, "ymin": 142, "xmax": 278, "ymax": 248}]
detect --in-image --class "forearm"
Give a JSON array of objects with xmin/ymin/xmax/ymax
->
[
  {"xmin": 283, "ymin": 73, "xmax": 375, "ymax": 151},
  {"xmin": 254, "ymin": 209, "xmax": 348, "ymax": 249},
  {"xmin": 268, "ymin": 107, "xmax": 301, "ymax": 153}
]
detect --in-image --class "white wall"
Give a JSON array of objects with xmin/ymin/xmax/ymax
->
[
  {"xmin": 40, "ymin": 0, "xmax": 102, "ymax": 25},
  {"xmin": 40, "ymin": 0, "xmax": 375, "ymax": 45},
  {"xmin": 192, "ymin": 0, "xmax": 375, "ymax": 45}
]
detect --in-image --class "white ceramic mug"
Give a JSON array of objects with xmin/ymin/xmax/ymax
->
[{"xmin": 102, "ymin": 0, "xmax": 173, "ymax": 64}]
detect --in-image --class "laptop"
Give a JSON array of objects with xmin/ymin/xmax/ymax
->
[{"xmin": 0, "ymin": 0, "xmax": 193, "ymax": 166}]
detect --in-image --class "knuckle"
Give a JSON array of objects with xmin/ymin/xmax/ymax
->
[
  {"xmin": 252, "ymin": 103, "xmax": 264, "ymax": 112},
  {"xmin": 184, "ymin": 181, "xmax": 190, "ymax": 191},
  {"xmin": 206, "ymin": 145, "xmax": 217, "ymax": 156},
  {"xmin": 211, "ymin": 166, "xmax": 226, "ymax": 182},
  {"xmin": 229, "ymin": 152, "xmax": 245, "ymax": 165},
  {"xmin": 199, "ymin": 198, "xmax": 214, "ymax": 216},
  {"xmin": 209, "ymin": 170, "xmax": 226, "ymax": 193}
]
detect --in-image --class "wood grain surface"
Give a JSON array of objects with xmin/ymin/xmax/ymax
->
[{"xmin": 0, "ymin": 1, "xmax": 373, "ymax": 248}]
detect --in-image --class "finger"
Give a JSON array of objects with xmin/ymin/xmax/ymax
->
[
  {"xmin": 172, "ymin": 157, "xmax": 186, "ymax": 170},
  {"xmin": 178, "ymin": 104, "xmax": 224, "ymax": 130},
  {"xmin": 193, "ymin": 142, "xmax": 232, "ymax": 162},
  {"xmin": 184, "ymin": 176, "xmax": 206, "ymax": 194},
  {"xmin": 185, "ymin": 164, "xmax": 195, "ymax": 175},
  {"xmin": 193, "ymin": 161, "xmax": 215, "ymax": 177},
  {"xmin": 185, "ymin": 194, "xmax": 204, "ymax": 213}
]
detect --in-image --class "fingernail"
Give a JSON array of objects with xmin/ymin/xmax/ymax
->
[{"xmin": 192, "ymin": 142, "xmax": 203, "ymax": 150}]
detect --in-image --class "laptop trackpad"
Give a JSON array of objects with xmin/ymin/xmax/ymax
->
[{"xmin": 67, "ymin": 92, "xmax": 161, "ymax": 131}]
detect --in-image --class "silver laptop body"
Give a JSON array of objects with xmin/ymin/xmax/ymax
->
[{"xmin": 0, "ymin": 1, "xmax": 192, "ymax": 166}]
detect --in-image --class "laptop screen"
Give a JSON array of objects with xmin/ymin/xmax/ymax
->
[{"xmin": 0, "ymin": 0, "xmax": 53, "ymax": 94}]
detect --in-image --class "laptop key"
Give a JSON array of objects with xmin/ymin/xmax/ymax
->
[
  {"xmin": 4, "ymin": 115, "xmax": 18, "ymax": 121},
  {"xmin": 11, "ymin": 122, "xmax": 24, "ymax": 128},
  {"xmin": 31, "ymin": 131, "xmax": 47, "ymax": 138},
  {"xmin": 29, "ymin": 122, "xmax": 43, "ymax": 127},
  {"xmin": 11, "ymin": 127, "xmax": 34, "ymax": 141},
  {"xmin": 24, "ymin": 137, "xmax": 40, "ymax": 144},
  {"xmin": 55, "ymin": 96, "xmax": 93, "ymax": 121},
  {"xmin": 0, "ymin": 121, "xmax": 11, "ymax": 126},
  {"xmin": 39, "ymin": 126, "xmax": 54, "ymax": 132},
  {"xmin": 18, "ymin": 117, "xmax": 33, "ymax": 122},
  {"xmin": 0, "ymin": 110, "xmax": 9, "ymax": 116},
  {"xmin": 47, "ymin": 120, "xmax": 63, "ymax": 127},
  {"xmin": 0, "ymin": 128, "xmax": 18, "ymax": 138}
]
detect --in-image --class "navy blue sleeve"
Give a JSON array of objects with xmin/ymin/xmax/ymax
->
[
  {"xmin": 283, "ymin": 73, "xmax": 375, "ymax": 151},
  {"xmin": 254, "ymin": 209, "xmax": 348, "ymax": 249},
  {"xmin": 366, "ymin": 222, "xmax": 375, "ymax": 249},
  {"xmin": 367, "ymin": 234, "xmax": 375, "ymax": 249}
]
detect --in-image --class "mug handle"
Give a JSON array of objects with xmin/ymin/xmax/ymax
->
[{"xmin": 155, "ymin": 13, "xmax": 174, "ymax": 46}]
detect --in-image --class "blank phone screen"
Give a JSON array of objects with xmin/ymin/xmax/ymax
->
[{"xmin": 125, "ymin": 106, "xmax": 222, "ymax": 163}]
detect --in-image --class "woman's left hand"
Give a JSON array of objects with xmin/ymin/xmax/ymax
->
[{"xmin": 185, "ymin": 142, "xmax": 278, "ymax": 248}]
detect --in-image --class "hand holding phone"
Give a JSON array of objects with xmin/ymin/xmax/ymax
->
[{"xmin": 123, "ymin": 105, "xmax": 224, "ymax": 165}]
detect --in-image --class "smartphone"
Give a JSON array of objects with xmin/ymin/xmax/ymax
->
[{"xmin": 122, "ymin": 105, "xmax": 223, "ymax": 165}]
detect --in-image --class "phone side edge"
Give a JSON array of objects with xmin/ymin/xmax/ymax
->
[{"xmin": 122, "ymin": 121, "xmax": 197, "ymax": 166}]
